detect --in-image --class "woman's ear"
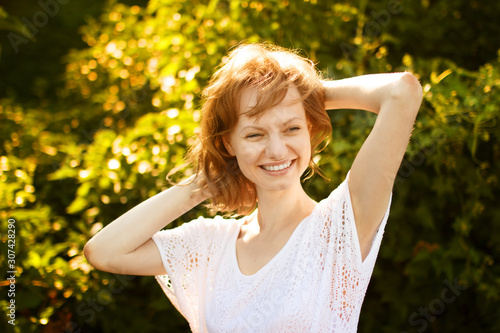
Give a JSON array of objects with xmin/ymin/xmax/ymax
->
[{"xmin": 223, "ymin": 136, "xmax": 235, "ymax": 156}]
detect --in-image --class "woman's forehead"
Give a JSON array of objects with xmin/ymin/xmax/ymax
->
[
  {"xmin": 238, "ymin": 84, "xmax": 303, "ymax": 115},
  {"xmin": 236, "ymin": 85, "xmax": 306, "ymax": 127}
]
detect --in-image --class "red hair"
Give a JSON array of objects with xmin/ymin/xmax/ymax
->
[{"xmin": 184, "ymin": 43, "xmax": 331, "ymax": 215}]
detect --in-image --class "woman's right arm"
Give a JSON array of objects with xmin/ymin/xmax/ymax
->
[{"xmin": 83, "ymin": 178, "xmax": 208, "ymax": 276}]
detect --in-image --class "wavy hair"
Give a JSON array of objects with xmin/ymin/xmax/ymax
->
[{"xmin": 183, "ymin": 43, "xmax": 332, "ymax": 215}]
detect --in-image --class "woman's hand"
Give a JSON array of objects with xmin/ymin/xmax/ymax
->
[{"xmin": 178, "ymin": 173, "xmax": 212, "ymax": 202}]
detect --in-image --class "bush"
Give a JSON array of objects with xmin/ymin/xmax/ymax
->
[{"xmin": 0, "ymin": 0, "xmax": 498, "ymax": 332}]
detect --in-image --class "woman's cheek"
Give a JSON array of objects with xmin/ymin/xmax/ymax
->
[{"xmin": 242, "ymin": 142, "xmax": 264, "ymax": 158}]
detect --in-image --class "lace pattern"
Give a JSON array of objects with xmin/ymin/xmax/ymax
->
[{"xmin": 152, "ymin": 176, "xmax": 391, "ymax": 332}]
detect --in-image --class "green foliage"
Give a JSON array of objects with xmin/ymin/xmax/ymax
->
[{"xmin": 0, "ymin": 0, "xmax": 499, "ymax": 332}]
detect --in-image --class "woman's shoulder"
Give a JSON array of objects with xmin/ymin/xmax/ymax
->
[
  {"xmin": 154, "ymin": 214, "xmax": 244, "ymax": 247},
  {"xmin": 176, "ymin": 214, "xmax": 244, "ymax": 234}
]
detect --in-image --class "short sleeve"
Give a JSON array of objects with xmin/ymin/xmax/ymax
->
[
  {"xmin": 315, "ymin": 174, "xmax": 391, "ymax": 329},
  {"xmin": 151, "ymin": 216, "xmax": 216, "ymax": 330}
]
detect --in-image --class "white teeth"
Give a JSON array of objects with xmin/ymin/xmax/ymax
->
[{"xmin": 262, "ymin": 161, "xmax": 292, "ymax": 171}]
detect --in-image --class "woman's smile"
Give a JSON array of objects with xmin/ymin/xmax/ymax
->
[{"xmin": 260, "ymin": 160, "xmax": 294, "ymax": 172}]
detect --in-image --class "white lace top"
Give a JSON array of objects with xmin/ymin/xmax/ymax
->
[{"xmin": 152, "ymin": 176, "xmax": 391, "ymax": 332}]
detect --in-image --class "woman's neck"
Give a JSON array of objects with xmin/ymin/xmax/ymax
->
[{"xmin": 252, "ymin": 184, "xmax": 317, "ymax": 235}]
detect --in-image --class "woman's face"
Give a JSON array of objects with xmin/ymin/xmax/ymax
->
[{"xmin": 224, "ymin": 85, "xmax": 312, "ymax": 194}]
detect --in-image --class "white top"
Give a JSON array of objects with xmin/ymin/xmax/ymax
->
[{"xmin": 152, "ymin": 176, "xmax": 391, "ymax": 332}]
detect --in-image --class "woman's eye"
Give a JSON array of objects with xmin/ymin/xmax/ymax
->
[
  {"xmin": 288, "ymin": 126, "xmax": 301, "ymax": 132},
  {"xmin": 246, "ymin": 133, "xmax": 262, "ymax": 139}
]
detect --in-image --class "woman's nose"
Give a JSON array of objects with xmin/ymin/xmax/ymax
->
[{"xmin": 266, "ymin": 134, "xmax": 287, "ymax": 159}]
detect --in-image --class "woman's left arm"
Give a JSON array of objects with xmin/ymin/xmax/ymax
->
[{"xmin": 323, "ymin": 72, "xmax": 423, "ymax": 261}]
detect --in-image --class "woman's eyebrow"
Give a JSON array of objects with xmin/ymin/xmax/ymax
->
[
  {"xmin": 282, "ymin": 117, "xmax": 304, "ymax": 125},
  {"xmin": 241, "ymin": 117, "xmax": 304, "ymax": 131},
  {"xmin": 241, "ymin": 125, "xmax": 264, "ymax": 132}
]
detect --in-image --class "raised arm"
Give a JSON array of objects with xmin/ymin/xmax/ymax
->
[
  {"xmin": 323, "ymin": 72, "xmax": 423, "ymax": 261},
  {"xmin": 83, "ymin": 178, "xmax": 208, "ymax": 276}
]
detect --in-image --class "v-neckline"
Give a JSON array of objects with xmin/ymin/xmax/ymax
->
[{"xmin": 231, "ymin": 206, "xmax": 317, "ymax": 279}]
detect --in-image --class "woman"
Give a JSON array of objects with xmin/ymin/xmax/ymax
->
[{"xmin": 84, "ymin": 43, "xmax": 423, "ymax": 332}]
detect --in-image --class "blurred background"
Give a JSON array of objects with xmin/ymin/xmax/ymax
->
[{"xmin": 0, "ymin": 0, "xmax": 499, "ymax": 332}]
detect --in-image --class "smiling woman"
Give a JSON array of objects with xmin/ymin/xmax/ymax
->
[
  {"xmin": 188, "ymin": 44, "xmax": 332, "ymax": 215},
  {"xmin": 223, "ymin": 85, "xmax": 313, "ymax": 197},
  {"xmin": 83, "ymin": 43, "xmax": 423, "ymax": 332}
]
